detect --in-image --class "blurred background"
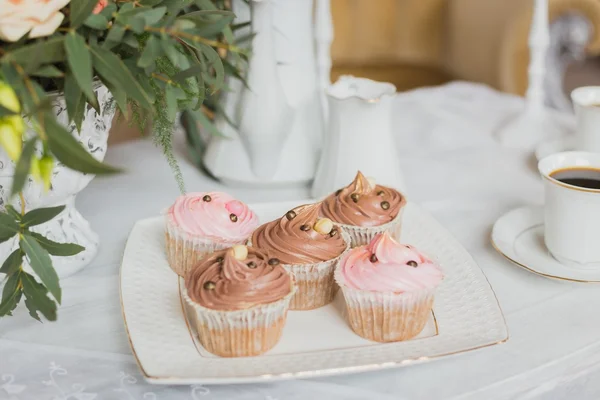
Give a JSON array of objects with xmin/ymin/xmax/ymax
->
[{"xmin": 109, "ymin": 0, "xmax": 600, "ymax": 145}]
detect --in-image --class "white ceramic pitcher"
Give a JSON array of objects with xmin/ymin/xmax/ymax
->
[
  {"xmin": 311, "ymin": 76, "xmax": 406, "ymax": 199},
  {"xmin": 202, "ymin": 0, "xmax": 328, "ymax": 186}
]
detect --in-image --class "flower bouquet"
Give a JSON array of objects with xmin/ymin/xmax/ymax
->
[{"xmin": 0, "ymin": 0, "xmax": 243, "ymax": 321}]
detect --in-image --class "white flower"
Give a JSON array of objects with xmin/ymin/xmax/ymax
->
[{"xmin": 0, "ymin": 0, "xmax": 71, "ymax": 42}]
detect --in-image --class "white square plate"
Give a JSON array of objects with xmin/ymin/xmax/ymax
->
[{"xmin": 120, "ymin": 201, "xmax": 508, "ymax": 384}]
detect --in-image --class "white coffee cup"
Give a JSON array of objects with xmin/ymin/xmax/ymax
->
[
  {"xmin": 538, "ymin": 151, "xmax": 600, "ymax": 267},
  {"xmin": 571, "ymin": 86, "xmax": 600, "ymax": 152}
]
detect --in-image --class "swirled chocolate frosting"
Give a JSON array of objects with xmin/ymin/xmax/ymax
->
[
  {"xmin": 251, "ymin": 203, "xmax": 347, "ymax": 264},
  {"xmin": 186, "ymin": 248, "xmax": 292, "ymax": 311},
  {"xmin": 320, "ymin": 171, "xmax": 406, "ymax": 227}
]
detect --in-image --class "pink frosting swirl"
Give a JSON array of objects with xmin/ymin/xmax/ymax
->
[
  {"xmin": 167, "ymin": 192, "xmax": 259, "ymax": 242},
  {"xmin": 339, "ymin": 233, "xmax": 443, "ymax": 292}
]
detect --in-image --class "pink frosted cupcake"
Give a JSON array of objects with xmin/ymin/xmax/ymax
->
[
  {"xmin": 335, "ymin": 232, "xmax": 443, "ymax": 342},
  {"xmin": 320, "ymin": 171, "xmax": 406, "ymax": 247},
  {"xmin": 165, "ymin": 192, "xmax": 259, "ymax": 277}
]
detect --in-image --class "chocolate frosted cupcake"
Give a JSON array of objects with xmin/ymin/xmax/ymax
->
[
  {"xmin": 251, "ymin": 203, "xmax": 349, "ymax": 310},
  {"xmin": 183, "ymin": 245, "xmax": 295, "ymax": 357},
  {"xmin": 320, "ymin": 171, "xmax": 406, "ymax": 247}
]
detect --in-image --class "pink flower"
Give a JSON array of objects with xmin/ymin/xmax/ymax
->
[
  {"xmin": 93, "ymin": 0, "xmax": 108, "ymax": 14},
  {"xmin": 0, "ymin": 0, "xmax": 71, "ymax": 42}
]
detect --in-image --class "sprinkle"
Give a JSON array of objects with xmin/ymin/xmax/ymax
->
[
  {"xmin": 230, "ymin": 213, "xmax": 238, "ymax": 222},
  {"xmin": 202, "ymin": 195, "xmax": 211, "ymax": 202},
  {"xmin": 381, "ymin": 201, "xmax": 390, "ymax": 210},
  {"xmin": 350, "ymin": 193, "xmax": 360, "ymax": 203},
  {"xmin": 285, "ymin": 210, "xmax": 297, "ymax": 221},
  {"xmin": 300, "ymin": 224, "xmax": 311, "ymax": 231},
  {"xmin": 370, "ymin": 254, "xmax": 378, "ymax": 263},
  {"xmin": 215, "ymin": 256, "xmax": 224, "ymax": 263},
  {"xmin": 247, "ymin": 261, "xmax": 257, "ymax": 269},
  {"xmin": 329, "ymin": 229, "xmax": 338, "ymax": 237},
  {"xmin": 407, "ymin": 260, "xmax": 418, "ymax": 267},
  {"xmin": 268, "ymin": 258, "xmax": 280, "ymax": 266},
  {"xmin": 377, "ymin": 190, "xmax": 384, "ymax": 196},
  {"xmin": 203, "ymin": 281, "xmax": 216, "ymax": 290}
]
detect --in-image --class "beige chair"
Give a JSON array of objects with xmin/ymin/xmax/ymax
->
[{"xmin": 331, "ymin": 0, "xmax": 600, "ymax": 105}]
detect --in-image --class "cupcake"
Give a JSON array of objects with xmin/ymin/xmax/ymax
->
[
  {"xmin": 183, "ymin": 245, "xmax": 295, "ymax": 357},
  {"xmin": 335, "ymin": 232, "xmax": 443, "ymax": 342},
  {"xmin": 320, "ymin": 171, "xmax": 406, "ymax": 247},
  {"xmin": 251, "ymin": 203, "xmax": 349, "ymax": 310},
  {"xmin": 165, "ymin": 192, "xmax": 259, "ymax": 277}
]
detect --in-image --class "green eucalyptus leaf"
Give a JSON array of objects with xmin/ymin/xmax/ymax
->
[
  {"xmin": 122, "ymin": 33, "xmax": 139, "ymax": 49},
  {"xmin": 90, "ymin": 44, "xmax": 153, "ymax": 110},
  {"xmin": 161, "ymin": 38, "xmax": 182, "ymax": 67},
  {"xmin": 172, "ymin": 65, "xmax": 203, "ymax": 83},
  {"xmin": 45, "ymin": 115, "xmax": 121, "ymax": 175},
  {"xmin": 128, "ymin": 17, "xmax": 146, "ymax": 34},
  {"xmin": 10, "ymin": 138, "xmax": 37, "ymax": 197},
  {"xmin": 4, "ymin": 36, "xmax": 66, "ymax": 71},
  {"xmin": 84, "ymin": 14, "xmax": 109, "ymax": 30},
  {"xmin": 103, "ymin": 81, "xmax": 128, "ymax": 117},
  {"xmin": 27, "ymin": 231, "xmax": 85, "ymax": 256},
  {"xmin": 5, "ymin": 205, "xmax": 21, "ymax": 221},
  {"xmin": 21, "ymin": 272, "xmax": 57, "ymax": 321},
  {"xmin": 20, "ymin": 234, "xmax": 61, "ymax": 304},
  {"xmin": 140, "ymin": 7, "xmax": 167, "ymax": 25},
  {"xmin": 199, "ymin": 44, "xmax": 224, "ymax": 93},
  {"xmin": 64, "ymin": 74, "xmax": 87, "ymax": 133},
  {"xmin": 138, "ymin": 36, "xmax": 161, "ymax": 68},
  {"xmin": 31, "ymin": 65, "xmax": 64, "ymax": 78},
  {"xmin": 22, "ymin": 205, "xmax": 65, "ymax": 228},
  {"xmin": 0, "ymin": 272, "xmax": 22, "ymax": 316},
  {"xmin": 0, "ymin": 249, "xmax": 23, "ymax": 276},
  {"xmin": 104, "ymin": 25, "xmax": 126, "ymax": 48},
  {"xmin": 70, "ymin": 0, "xmax": 99, "ymax": 28},
  {"xmin": 65, "ymin": 32, "xmax": 98, "ymax": 109},
  {"xmin": 0, "ymin": 213, "xmax": 20, "ymax": 243}
]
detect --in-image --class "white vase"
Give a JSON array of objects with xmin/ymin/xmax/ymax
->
[
  {"xmin": 311, "ymin": 76, "xmax": 406, "ymax": 199},
  {"xmin": 202, "ymin": 0, "xmax": 325, "ymax": 186},
  {"xmin": 0, "ymin": 84, "xmax": 114, "ymax": 279}
]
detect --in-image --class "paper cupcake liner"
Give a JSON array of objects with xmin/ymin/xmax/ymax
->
[
  {"xmin": 336, "ymin": 209, "xmax": 404, "ymax": 248},
  {"xmin": 277, "ymin": 230, "xmax": 351, "ymax": 310},
  {"xmin": 182, "ymin": 283, "xmax": 296, "ymax": 357},
  {"xmin": 164, "ymin": 217, "xmax": 247, "ymax": 277},
  {"xmin": 335, "ymin": 268, "xmax": 435, "ymax": 342}
]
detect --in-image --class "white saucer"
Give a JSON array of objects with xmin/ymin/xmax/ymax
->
[
  {"xmin": 491, "ymin": 206, "xmax": 600, "ymax": 282},
  {"xmin": 535, "ymin": 136, "xmax": 576, "ymax": 161}
]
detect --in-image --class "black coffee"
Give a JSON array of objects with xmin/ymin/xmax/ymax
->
[{"xmin": 550, "ymin": 167, "xmax": 600, "ymax": 189}]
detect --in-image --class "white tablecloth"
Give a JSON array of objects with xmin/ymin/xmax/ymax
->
[{"xmin": 2, "ymin": 82, "xmax": 600, "ymax": 400}]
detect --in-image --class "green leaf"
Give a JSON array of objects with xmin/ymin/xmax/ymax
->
[
  {"xmin": 70, "ymin": 0, "xmax": 99, "ymax": 28},
  {"xmin": 0, "ymin": 249, "xmax": 23, "ymax": 276},
  {"xmin": 104, "ymin": 25, "xmax": 126, "ymax": 48},
  {"xmin": 103, "ymin": 81, "xmax": 128, "ymax": 117},
  {"xmin": 20, "ymin": 234, "xmax": 61, "ymax": 303},
  {"xmin": 140, "ymin": 7, "xmax": 167, "ymax": 25},
  {"xmin": 172, "ymin": 65, "xmax": 203, "ymax": 83},
  {"xmin": 137, "ymin": 36, "xmax": 161, "ymax": 68},
  {"xmin": 90, "ymin": 44, "xmax": 153, "ymax": 110},
  {"xmin": 0, "ymin": 213, "xmax": 20, "ymax": 243},
  {"xmin": 10, "ymin": 138, "xmax": 37, "ymax": 197},
  {"xmin": 180, "ymin": 11, "xmax": 235, "ymax": 38},
  {"xmin": 31, "ymin": 65, "xmax": 64, "ymax": 78},
  {"xmin": 5, "ymin": 205, "xmax": 21, "ymax": 221},
  {"xmin": 0, "ymin": 272, "xmax": 22, "ymax": 316},
  {"xmin": 198, "ymin": 44, "xmax": 224, "ymax": 93},
  {"xmin": 64, "ymin": 74, "xmax": 87, "ymax": 132},
  {"xmin": 21, "ymin": 272, "xmax": 57, "ymax": 321},
  {"xmin": 161, "ymin": 38, "xmax": 182, "ymax": 67},
  {"xmin": 3, "ymin": 36, "xmax": 66, "ymax": 70},
  {"xmin": 28, "ymin": 231, "xmax": 85, "ymax": 256},
  {"xmin": 22, "ymin": 205, "xmax": 65, "ymax": 228},
  {"xmin": 65, "ymin": 32, "xmax": 98, "ymax": 109},
  {"xmin": 45, "ymin": 114, "xmax": 121, "ymax": 175},
  {"xmin": 84, "ymin": 14, "xmax": 109, "ymax": 30}
]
